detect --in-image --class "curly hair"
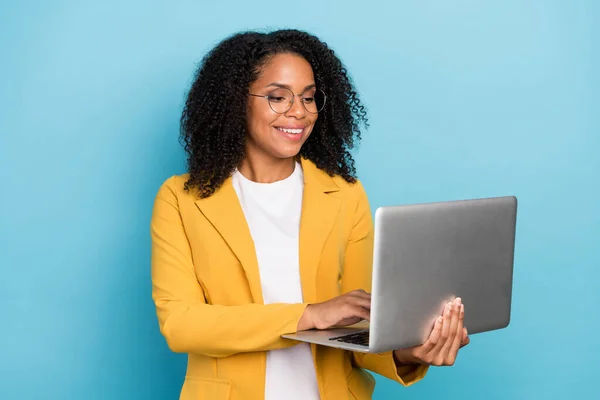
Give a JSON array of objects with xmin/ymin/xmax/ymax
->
[{"xmin": 180, "ymin": 29, "xmax": 368, "ymax": 198}]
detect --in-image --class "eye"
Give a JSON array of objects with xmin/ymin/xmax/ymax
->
[
  {"xmin": 268, "ymin": 95, "xmax": 287, "ymax": 103},
  {"xmin": 302, "ymin": 96, "xmax": 315, "ymax": 104},
  {"xmin": 267, "ymin": 88, "xmax": 292, "ymax": 103}
]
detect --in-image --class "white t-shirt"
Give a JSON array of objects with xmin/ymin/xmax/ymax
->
[{"xmin": 232, "ymin": 162, "xmax": 320, "ymax": 400}]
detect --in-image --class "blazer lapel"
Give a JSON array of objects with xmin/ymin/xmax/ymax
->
[
  {"xmin": 299, "ymin": 159, "xmax": 341, "ymax": 304},
  {"xmin": 194, "ymin": 179, "xmax": 264, "ymax": 304},
  {"xmin": 194, "ymin": 160, "xmax": 341, "ymax": 307}
]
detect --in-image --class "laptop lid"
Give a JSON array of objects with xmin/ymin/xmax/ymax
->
[{"xmin": 368, "ymin": 196, "xmax": 517, "ymax": 353}]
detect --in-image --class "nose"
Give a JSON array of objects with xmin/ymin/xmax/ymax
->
[{"xmin": 285, "ymin": 95, "xmax": 306, "ymax": 118}]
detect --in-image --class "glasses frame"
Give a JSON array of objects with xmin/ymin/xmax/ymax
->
[{"xmin": 248, "ymin": 87, "xmax": 327, "ymax": 114}]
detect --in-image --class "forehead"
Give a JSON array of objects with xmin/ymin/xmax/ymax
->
[{"xmin": 252, "ymin": 53, "xmax": 315, "ymax": 88}]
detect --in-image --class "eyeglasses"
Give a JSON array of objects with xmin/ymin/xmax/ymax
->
[{"xmin": 249, "ymin": 87, "xmax": 327, "ymax": 114}]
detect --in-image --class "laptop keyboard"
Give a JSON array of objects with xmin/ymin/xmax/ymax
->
[{"xmin": 329, "ymin": 331, "xmax": 369, "ymax": 347}]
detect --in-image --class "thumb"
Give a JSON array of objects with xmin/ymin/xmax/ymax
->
[{"xmin": 460, "ymin": 327, "xmax": 469, "ymax": 346}]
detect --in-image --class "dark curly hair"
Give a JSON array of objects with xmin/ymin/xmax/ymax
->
[{"xmin": 180, "ymin": 29, "xmax": 368, "ymax": 198}]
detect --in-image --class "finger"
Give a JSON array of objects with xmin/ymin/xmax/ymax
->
[
  {"xmin": 341, "ymin": 300, "xmax": 370, "ymax": 317},
  {"xmin": 348, "ymin": 289, "xmax": 372, "ymax": 300},
  {"xmin": 427, "ymin": 302, "xmax": 452, "ymax": 361},
  {"xmin": 435, "ymin": 298, "xmax": 461, "ymax": 364},
  {"xmin": 350, "ymin": 305, "xmax": 370, "ymax": 321},
  {"xmin": 460, "ymin": 327, "xmax": 470, "ymax": 348},
  {"xmin": 420, "ymin": 315, "xmax": 443, "ymax": 355},
  {"xmin": 348, "ymin": 296, "xmax": 371, "ymax": 310},
  {"xmin": 447, "ymin": 303, "xmax": 465, "ymax": 363}
]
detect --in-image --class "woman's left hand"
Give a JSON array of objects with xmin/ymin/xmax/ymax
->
[{"xmin": 393, "ymin": 297, "xmax": 470, "ymax": 367}]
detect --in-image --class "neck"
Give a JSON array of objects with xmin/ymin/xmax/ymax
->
[{"xmin": 238, "ymin": 153, "xmax": 297, "ymax": 183}]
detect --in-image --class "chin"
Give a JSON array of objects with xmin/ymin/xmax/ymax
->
[
  {"xmin": 273, "ymin": 147, "xmax": 303, "ymax": 160},
  {"xmin": 270, "ymin": 139, "xmax": 308, "ymax": 160}
]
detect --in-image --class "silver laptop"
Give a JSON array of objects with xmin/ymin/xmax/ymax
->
[{"xmin": 282, "ymin": 196, "xmax": 517, "ymax": 353}]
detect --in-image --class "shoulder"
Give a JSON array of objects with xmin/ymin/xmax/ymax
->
[
  {"xmin": 331, "ymin": 174, "xmax": 366, "ymax": 194},
  {"xmin": 307, "ymin": 163, "xmax": 371, "ymax": 217},
  {"xmin": 336, "ymin": 177, "xmax": 371, "ymax": 222},
  {"xmin": 325, "ymin": 173, "xmax": 373, "ymax": 236},
  {"xmin": 301, "ymin": 157, "xmax": 368, "ymax": 202},
  {"xmin": 330, "ymin": 174, "xmax": 368, "ymax": 204},
  {"xmin": 154, "ymin": 173, "xmax": 194, "ymax": 204}
]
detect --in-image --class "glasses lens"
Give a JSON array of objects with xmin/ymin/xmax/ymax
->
[
  {"xmin": 302, "ymin": 89, "xmax": 326, "ymax": 114},
  {"xmin": 267, "ymin": 88, "xmax": 294, "ymax": 113},
  {"xmin": 264, "ymin": 88, "xmax": 327, "ymax": 114}
]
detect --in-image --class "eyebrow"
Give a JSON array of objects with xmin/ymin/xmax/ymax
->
[{"xmin": 265, "ymin": 83, "xmax": 316, "ymax": 91}]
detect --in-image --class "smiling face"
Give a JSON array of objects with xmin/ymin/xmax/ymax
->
[{"xmin": 245, "ymin": 53, "xmax": 318, "ymax": 164}]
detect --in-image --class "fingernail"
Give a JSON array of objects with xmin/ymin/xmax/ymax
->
[
  {"xmin": 454, "ymin": 297, "xmax": 462, "ymax": 305},
  {"xmin": 460, "ymin": 304, "xmax": 464, "ymax": 313}
]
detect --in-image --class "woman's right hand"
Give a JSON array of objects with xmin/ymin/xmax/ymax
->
[{"xmin": 297, "ymin": 289, "xmax": 371, "ymax": 331}]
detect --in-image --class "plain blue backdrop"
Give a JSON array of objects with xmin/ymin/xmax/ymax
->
[{"xmin": 1, "ymin": 0, "xmax": 598, "ymax": 399}]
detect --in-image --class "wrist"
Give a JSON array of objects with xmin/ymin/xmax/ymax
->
[
  {"xmin": 393, "ymin": 349, "xmax": 416, "ymax": 366},
  {"xmin": 297, "ymin": 304, "xmax": 315, "ymax": 331}
]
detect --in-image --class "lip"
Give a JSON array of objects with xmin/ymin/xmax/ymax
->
[
  {"xmin": 274, "ymin": 125, "xmax": 306, "ymax": 130},
  {"xmin": 273, "ymin": 126, "xmax": 306, "ymax": 142}
]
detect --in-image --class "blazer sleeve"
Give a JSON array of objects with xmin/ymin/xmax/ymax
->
[
  {"xmin": 151, "ymin": 177, "xmax": 307, "ymax": 358},
  {"xmin": 341, "ymin": 180, "xmax": 429, "ymax": 386}
]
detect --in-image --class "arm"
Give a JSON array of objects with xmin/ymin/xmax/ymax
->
[
  {"xmin": 341, "ymin": 180, "xmax": 429, "ymax": 386},
  {"xmin": 151, "ymin": 178, "xmax": 307, "ymax": 358}
]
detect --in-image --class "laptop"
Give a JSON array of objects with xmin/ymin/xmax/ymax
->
[{"xmin": 282, "ymin": 196, "xmax": 518, "ymax": 353}]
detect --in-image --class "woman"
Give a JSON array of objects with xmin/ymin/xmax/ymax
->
[{"xmin": 151, "ymin": 29, "xmax": 469, "ymax": 400}]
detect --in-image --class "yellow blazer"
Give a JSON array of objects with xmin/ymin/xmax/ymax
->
[{"xmin": 151, "ymin": 158, "xmax": 428, "ymax": 400}]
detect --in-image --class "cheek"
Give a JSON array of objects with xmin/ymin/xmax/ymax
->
[
  {"xmin": 306, "ymin": 115, "xmax": 318, "ymax": 133},
  {"xmin": 248, "ymin": 107, "xmax": 277, "ymax": 135}
]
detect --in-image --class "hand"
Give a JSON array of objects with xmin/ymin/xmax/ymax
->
[
  {"xmin": 393, "ymin": 297, "xmax": 470, "ymax": 366},
  {"xmin": 297, "ymin": 289, "xmax": 371, "ymax": 331}
]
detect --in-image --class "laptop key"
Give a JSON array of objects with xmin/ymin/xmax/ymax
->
[{"xmin": 329, "ymin": 331, "xmax": 369, "ymax": 346}]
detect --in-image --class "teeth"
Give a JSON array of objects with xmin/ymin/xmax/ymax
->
[{"xmin": 277, "ymin": 127, "xmax": 303, "ymax": 134}]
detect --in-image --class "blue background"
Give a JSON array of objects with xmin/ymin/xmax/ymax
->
[{"xmin": 1, "ymin": 0, "xmax": 598, "ymax": 399}]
